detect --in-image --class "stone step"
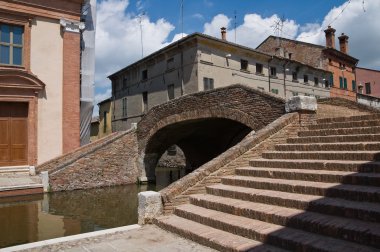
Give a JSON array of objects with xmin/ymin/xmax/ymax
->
[
  {"xmin": 206, "ymin": 184, "xmax": 380, "ymax": 222},
  {"xmin": 174, "ymin": 204, "xmax": 377, "ymax": 252},
  {"xmin": 287, "ymin": 134, "xmax": 380, "ymax": 144},
  {"xmin": 0, "ymin": 166, "xmax": 30, "ymax": 175},
  {"xmin": 235, "ymin": 167, "xmax": 380, "ymax": 186},
  {"xmin": 221, "ymin": 175, "xmax": 380, "ymax": 202},
  {"xmin": 262, "ymin": 151, "xmax": 380, "ymax": 161},
  {"xmin": 317, "ymin": 114, "xmax": 380, "ymax": 124},
  {"xmin": 189, "ymin": 194, "xmax": 380, "ymax": 248},
  {"xmin": 309, "ymin": 119, "xmax": 380, "ymax": 130},
  {"xmin": 275, "ymin": 142, "xmax": 380, "ymax": 152},
  {"xmin": 154, "ymin": 215, "xmax": 287, "ymax": 252},
  {"xmin": 249, "ymin": 159, "xmax": 380, "ymax": 172},
  {"xmin": 299, "ymin": 126, "xmax": 380, "ymax": 137}
]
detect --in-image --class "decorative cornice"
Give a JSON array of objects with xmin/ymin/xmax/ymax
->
[
  {"xmin": 60, "ymin": 18, "xmax": 85, "ymax": 33},
  {"xmin": 0, "ymin": 68, "xmax": 45, "ymax": 90}
]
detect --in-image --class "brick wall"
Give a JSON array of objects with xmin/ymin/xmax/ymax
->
[
  {"xmin": 62, "ymin": 31, "xmax": 80, "ymax": 153},
  {"xmin": 317, "ymin": 97, "xmax": 379, "ymax": 119},
  {"xmin": 49, "ymin": 130, "xmax": 139, "ymax": 191},
  {"xmin": 137, "ymin": 84, "xmax": 286, "ymax": 151}
]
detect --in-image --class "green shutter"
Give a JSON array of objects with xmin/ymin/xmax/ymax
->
[
  {"xmin": 352, "ymin": 80, "xmax": 356, "ymax": 91},
  {"xmin": 329, "ymin": 74, "xmax": 334, "ymax": 87},
  {"xmin": 339, "ymin": 77, "xmax": 343, "ymax": 89},
  {"xmin": 344, "ymin": 78, "xmax": 347, "ymax": 89}
]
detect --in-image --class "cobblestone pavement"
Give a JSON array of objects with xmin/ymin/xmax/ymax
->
[{"xmin": 13, "ymin": 225, "xmax": 216, "ymax": 252}]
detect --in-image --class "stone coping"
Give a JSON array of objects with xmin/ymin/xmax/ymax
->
[
  {"xmin": 159, "ymin": 112, "xmax": 299, "ymax": 204},
  {"xmin": 0, "ymin": 225, "xmax": 141, "ymax": 252}
]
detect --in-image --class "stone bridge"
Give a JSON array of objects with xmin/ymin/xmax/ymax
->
[
  {"xmin": 136, "ymin": 84, "xmax": 285, "ymax": 182},
  {"xmin": 37, "ymin": 84, "xmax": 287, "ymax": 190}
]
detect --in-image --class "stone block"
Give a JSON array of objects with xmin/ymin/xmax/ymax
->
[
  {"xmin": 29, "ymin": 166, "xmax": 36, "ymax": 176},
  {"xmin": 285, "ymin": 95, "xmax": 317, "ymax": 113},
  {"xmin": 138, "ymin": 191, "xmax": 163, "ymax": 225},
  {"xmin": 40, "ymin": 171, "xmax": 49, "ymax": 192}
]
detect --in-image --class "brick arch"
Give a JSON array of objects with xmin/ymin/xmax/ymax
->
[{"xmin": 136, "ymin": 84, "xmax": 286, "ymax": 182}]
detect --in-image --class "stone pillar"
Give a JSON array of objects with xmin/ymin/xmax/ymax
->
[
  {"xmin": 138, "ymin": 191, "xmax": 163, "ymax": 225},
  {"xmin": 285, "ymin": 96, "xmax": 317, "ymax": 127}
]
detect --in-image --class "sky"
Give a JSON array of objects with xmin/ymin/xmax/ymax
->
[{"xmin": 93, "ymin": 0, "xmax": 380, "ymax": 115}]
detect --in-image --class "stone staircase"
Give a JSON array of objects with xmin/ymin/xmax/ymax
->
[
  {"xmin": 0, "ymin": 166, "xmax": 43, "ymax": 197},
  {"xmin": 155, "ymin": 114, "xmax": 380, "ymax": 251}
]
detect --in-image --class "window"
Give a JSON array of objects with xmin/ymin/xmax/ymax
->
[
  {"xmin": 122, "ymin": 98, "xmax": 127, "ymax": 117},
  {"xmin": 142, "ymin": 69, "xmax": 148, "ymax": 81},
  {"xmin": 0, "ymin": 23, "xmax": 23, "ymax": 66},
  {"xmin": 352, "ymin": 80, "xmax": 356, "ymax": 92},
  {"xmin": 339, "ymin": 77, "xmax": 343, "ymax": 88},
  {"xmin": 142, "ymin": 92, "xmax": 148, "ymax": 113},
  {"xmin": 240, "ymin": 59, "xmax": 248, "ymax": 71},
  {"xmin": 167, "ymin": 84, "xmax": 175, "ymax": 100},
  {"xmin": 270, "ymin": 67, "xmax": 277, "ymax": 77},
  {"xmin": 343, "ymin": 78, "xmax": 347, "ymax": 89},
  {"xmin": 365, "ymin": 82, "xmax": 371, "ymax": 94},
  {"xmin": 314, "ymin": 77, "xmax": 319, "ymax": 86},
  {"xmin": 292, "ymin": 72, "xmax": 298, "ymax": 81},
  {"xmin": 103, "ymin": 111, "xmax": 107, "ymax": 133},
  {"xmin": 256, "ymin": 63, "xmax": 263, "ymax": 74},
  {"xmin": 324, "ymin": 79, "xmax": 329, "ymax": 88},
  {"xmin": 304, "ymin": 75, "xmax": 308, "ymax": 83},
  {"xmin": 330, "ymin": 74, "xmax": 334, "ymax": 87},
  {"xmin": 292, "ymin": 91, "xmax": 298, "ymax": 96},
  {"xmin": 203, "ymin": 77, "xmax": 214, "ymax": 90},
  {"xmin": 271, "ymin": 88, "xmax": 278, "ymax": 94},
  {"xmin": 288, "ymin": 53, "xmax": 292, "ymax": 60},
  {"xmin": 167, "ymin": 58, "xmax": 174, "ymax": 70}
]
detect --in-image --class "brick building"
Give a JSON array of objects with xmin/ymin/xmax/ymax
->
[
  {"xmin": 356, "ymin": 67, "xmax": 380, "ymax": 97},
  {"xmin": 256, "ymin": 26, "xmax": 359, "ymax": 101},
  {"xmin": 0, "ymin": 0, "xmax": 88, "ymax": 167},
  {"xmin": 109, "ymin": 30, "xmax": 331, "ymax": 131}
]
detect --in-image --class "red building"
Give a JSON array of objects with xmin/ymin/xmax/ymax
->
[{"xmin": 356, "ymin": 67, "xmax": 380, "ymax": 98}]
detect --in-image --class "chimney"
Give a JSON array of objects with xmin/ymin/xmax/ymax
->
[
  {"xmin": 221, "ymin": 27, "xmax": 227, "ymax": 40},
  {"xmin": 324, "ymin": 25, "xmax": 336, "ymax": 49},
  {"xmin": 338, "ymin": 33, "xmax": 349, "ymax": 54}
]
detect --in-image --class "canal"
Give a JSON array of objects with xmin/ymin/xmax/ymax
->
[{"xmin": 0, "ymin": 167, "xmax": 185, "ymax": 249}]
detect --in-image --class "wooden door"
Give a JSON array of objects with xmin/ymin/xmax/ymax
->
[{"xmin": 0, "ymin": 102, "xmax": 28, "ymax": 166}]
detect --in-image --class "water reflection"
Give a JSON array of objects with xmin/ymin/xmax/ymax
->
[
  {"xmin": 0, "ymin": 184, "xmax": 152, "ymax": 248},
  {"xmin": 0, "ymin": 166, "xmax": 184, "ymax": 249}
]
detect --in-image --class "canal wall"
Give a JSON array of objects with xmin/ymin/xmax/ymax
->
[{"xmin": 36, "ymin": 129, "xmax": 139, "ymax": 191}]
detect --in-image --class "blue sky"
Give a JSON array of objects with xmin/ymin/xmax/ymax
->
[{"xmin": 93, "ymin": 0, "xmax": 379, "ymax": 114}]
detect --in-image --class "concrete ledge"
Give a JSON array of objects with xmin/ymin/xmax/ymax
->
[
  {"xmin": 40, "ymin": 171, "xmax": 49, "ymax": 192},
  {"xmin": 285, "ymin": 95, "xmax": 317, "ymax": 113},
  {"xmin": 138, "ymin": 191, "xmax": 163, "ymax": 225},
  {"xmin": 0, "ymin": 224, "xmax": 141, "ymax": 252}
]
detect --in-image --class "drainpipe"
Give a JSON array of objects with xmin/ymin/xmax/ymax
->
[
  {"xmin": 268, "ymin": 56, "xmax": 273, "ymax": 92},
  {"xmin": 283, "ymin": 60, "xmax": 289, "ymax": 99}
]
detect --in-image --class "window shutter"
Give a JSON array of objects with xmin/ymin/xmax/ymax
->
[
  {"xmin": 339, "ymin": 77, "xmax": 343, "ymax": 89},
  {"xmin": 344, "ymin": 78, "xmax": 347, "ymax": 89}
]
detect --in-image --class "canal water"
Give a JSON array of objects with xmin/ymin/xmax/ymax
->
[{"xmin": 0, "ymin": 167, "xmax": 186, "ymax": 249}]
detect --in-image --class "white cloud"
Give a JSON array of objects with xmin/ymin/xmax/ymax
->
[
  {"xmin": 297, "ymin": 0, "xmax": 380, "ymax": 69},
  {"xmin": 95, "ymin": 0, "xmax": 174, "ymax": 88},
  {"xmin": 171, "ymin": 33, "xmax": 188, "ymax": 42},
  {"xmin": 94, "ymin": 0, "xmax": 175, "ymax": 114},
  {"xmin": 203, "ymin": 14, "xmax": 231, "ymax": 38},
  {"xmin": 203, "ymin": 13, "xmax": 298, "ymax": 49}
]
